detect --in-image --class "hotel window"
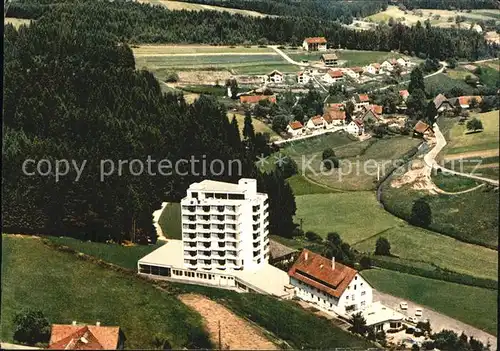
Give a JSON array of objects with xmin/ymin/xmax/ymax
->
[
  {"xmin": 361, "ymin": 291, "xmax": 366, "ymax": 296},
  {"xmin": 354, "ymin": 285, "xmax": 357, "ymax": 290},
  {"xmin": 361, "ymin": 301, "xmax": 366, "ymax": 307},
  {"xmin": 345, "ymin": 295, "xmax": 349, "ymax": 300}
]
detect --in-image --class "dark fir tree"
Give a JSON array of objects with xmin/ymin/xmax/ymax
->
[
  {"xmin": 426, "ymin": 100, "xmax": 438, "ymax": 125},
  {"xmin": 409, "ymin": 198, "xmax": 432, "ymax": 228},
  {"xmin": 408, "ymin": 66, "xmax": 426, "ymax": 94}
]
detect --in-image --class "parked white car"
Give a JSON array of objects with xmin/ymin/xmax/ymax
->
[
  {"xmin": 406, "ymin": 316, "xmax": 418, "ymax": 324},
  {"xmin": 400, "ymin": 301, "xmax": 408, "ymax": 310},
  {"xmin": 415, "ymin": 308, "xmax": 423, "ymax": 317}
]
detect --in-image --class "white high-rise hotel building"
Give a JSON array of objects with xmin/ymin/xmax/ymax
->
[
  {"xmin": 138, "ymin": 178, "xmax": 290, "ymax": 297},
  {"xmin": 180, "ymin": 178, "xmax": 270, "ymax": 271}
]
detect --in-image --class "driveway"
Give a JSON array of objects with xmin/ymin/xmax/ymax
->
[{"xmin": 373, "ymin": 290, "xmax": 497, "ymax": 349}]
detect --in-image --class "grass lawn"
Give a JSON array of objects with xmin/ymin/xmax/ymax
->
[
  {"xmin": 297, "ymin": 190, "xmax": 498, "ymax": 280},
  {"xmin": 0, "ymin": 235, "xmax": 210, "ymax": 349},
  {"xmin": 380, "ymin": 180, "xmax": 499, "ymax": 249},
  {"xmin": 300, "ymin": 135, "xmax": 421, "ymax": 191},
  {"xmin": 425, "ymin": 73, "xmax": 474, "ymax": 97},
  {"xmin": 45, "ymin": 236, "xmax": 163, "ymax": 270},
  {"xmin": 167, "ymin": 283, "xmax": 374, "ymax": 349},
  {"xmin": 132, "ymin": 44, "xmax": 273, "ymax": 55},
  {"xmin": 353, "ymin": 225, "xmax": 498, "ymax": 281},
  {"xmin": 365, "ymin": 6, "xmax": 499, "ymax": 28},
  {"xmin": 361, "ymin": 268, "xmax": 498, "ymax": 336},
  {"xmin": 4, "ymin": 17, "xmax": 32, "ymax": 28},
  {"xmin": 285, "ymin": 50, "xmax": 406, "ymax": 67},
  {"xmin": 158, "ymin": 202, "xmax": 182, "ymax": 239},
  {"xmin": 445, "ymin": 67, "xmax": 476, "ymax": 81},
  {"xmin": 5, "ymin": 235, "xmax": 371, "ymax": 349},
  {"xmin": 138, "ymin": 0, "xmax": 270, "ymax": 17},
  {"xmin": 431, "ymin": 171, "xmax": 480, "ymax": 192},
  {"xmin": 287, "ymin": 174, "xmax": 339, "ymax": 196},
  {"xmin": 295, "ymin": 191, "xmax": 405, "ymax": 244},
  {"xmin": 228, "ymin": 113, "xmax": 281, "ymax": 142},
  {"xmin": 134, "ymin": 55, "xmax": 296, "ymax": 75},
  {"xmin": 444, "ymin": 110, "xmax": 499, "ymax": 155}
]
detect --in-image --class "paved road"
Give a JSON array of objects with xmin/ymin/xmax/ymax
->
[
  {"xmin": 430, "ymin": 123, "xmax": 499, "ymax": 186},
  {"xmin": 373, "ymin": 290, "xmax": 497, "ymax": 349}
]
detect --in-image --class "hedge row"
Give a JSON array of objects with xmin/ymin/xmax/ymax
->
[{"xmin": 370, "ymin": 255, "xmax": 498, "ymax": 290}]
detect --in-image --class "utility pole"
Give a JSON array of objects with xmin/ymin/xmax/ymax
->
[{"xmin": 218, "ymin": 320, "xmax": 222, "ymax": 350}]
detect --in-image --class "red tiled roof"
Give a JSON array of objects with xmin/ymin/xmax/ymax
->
[
  {"xmin": 399, "ymin": 89, "xmax": 409, "ymax": 97},
  {"xmin": 268, "ymin": 70, "xmax": 283, "ymax": 76},
  {"xmin": 288, "ymin": 249, "xmax": 357, "ymax": 298},
  {"xmin": 458, "ymin": 95, "xmax": 482, "ymax": 106},
  {"xmin": 289, "ymin": 121, "xmax": 303, "ymax": 130},
  {"xmin": 304, "ymin": 37, "xmax": 327, "ymax": 44},
  {"xmin": 358, "ymin": 94, "xmax": 369, "ymax": 102},
  {"xmin": 351, "ymin": 66, "xmax": 364, "ymax": 73},
  {"xmin": 414, "ymin": 120, "xmax": 432, "ymax": 134},
  {"xmin": 240, "ymin": 95, "xmax": 277, "ymax": 104},
  {"xmin": 310, "ymin": 115, "xmax": 324, "ymax": 126},
  {"xmin": 49, "ymin": 325, "xmax": 121, "ymax": 350},
  {"xmin": 328, "ymin": 70, "xmax": 343, "ymax": 78},
  {"xmin": 354, "ymin": 119, "xmax": 364, "ymax": 127},
  {"xmin": 323, "ymin": 108, "xmax": 346, "ymax": 123},
  {"xmin": 371, "ymin": 63, "xmax": 381, "ymax": 69},
  {"xmin": 367, "ymin": 104, "xmax": 383, "ymax": 115},
  {"xmin": 297, "ymin": 71, "xmax": 304, "ymax": 76}
]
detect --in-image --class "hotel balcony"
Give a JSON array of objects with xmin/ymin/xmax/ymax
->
[{"xmin": 185, "ymin": 262, "xmax": 198, "ymax": 269}]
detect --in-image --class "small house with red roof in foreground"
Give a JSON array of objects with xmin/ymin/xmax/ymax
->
[
  {"xmin": 288, "ymin": 249, "xmax": 373, "ymax": 317},
  {"xmin": 48, "ymin": 322, "xmax": 125, "ymax": 350},
  {"xmin": 302, "ymin": 37, "xmax": 327, "ymax": 51}
]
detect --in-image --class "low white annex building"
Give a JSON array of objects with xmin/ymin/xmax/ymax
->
[
  {"xmin": 138, "ymin": 179, "xmax": 292, "ymax": 298},
  {"xmin": 355, "ymin": 301, "xmax": 405, "ymax": 332},
  {"xmin": 288, "ymin": 249, "xmax": 373, "ymax": 318}
]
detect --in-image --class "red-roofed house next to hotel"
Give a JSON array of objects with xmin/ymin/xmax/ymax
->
[
  {"xmin": 288, "ymin": 250, "xmax": 373, "ymax": 317},
  {"xmin": 48, "ymin": 322, "xmax": 125, "ymax": 350},
  {"xmin": 302, "ymin": 37, "xmax": 327, "ymax": 51}
]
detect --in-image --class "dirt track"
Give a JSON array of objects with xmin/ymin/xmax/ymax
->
[
  {"xmin": 179, "ymin": 294, "xmax": 278, "ymax": 350},
  {"xmin": 443, "ymin": 149, "xmax": 499, "ymax": 161}
]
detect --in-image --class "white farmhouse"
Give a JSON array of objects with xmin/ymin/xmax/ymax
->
[
  {"xmin": 287, "ymin": 121, "xmax": 304, "ymax": 136},
  {"xmin": 364, "ymin": 63, "xmax": 381, "ymax": 75},
  {"xmin": 380, "ymin": 60, "xmax": 394, "ymax": 72},
  {"xmin": 297, "ymin": 71, "xmax": 311, "ymax": 85},
  {"xmin": 396, "ymin": 57, "xmax": 410, "ymax": 68},
  {"xmin": 288, "ymin": 249, "xmax": 373, "ymax": 317},
  {"xmin": 302, "ymin": 37, "xmax": 327, "ymax": 51},
  {"xmin": 352, "ymin": 94, "xmax": 370, "ymax": 112},
  {"xmin": 346, "ymin": 120, "xmax": 364, "ymax": 135},
  {"xmin": 306, "ymin": 115, "xmax": 326, "ymax": 130},
  {"xmin": 322, "ymin": 70, "xmax": 344, "ymax": 84},
  {"xmin": 137, "ymin": 179, "xmax": 292, "ymax": 298},
  {"xmin": 263, "ymin": 70, "xmax": 284, "ymax": 84}
]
